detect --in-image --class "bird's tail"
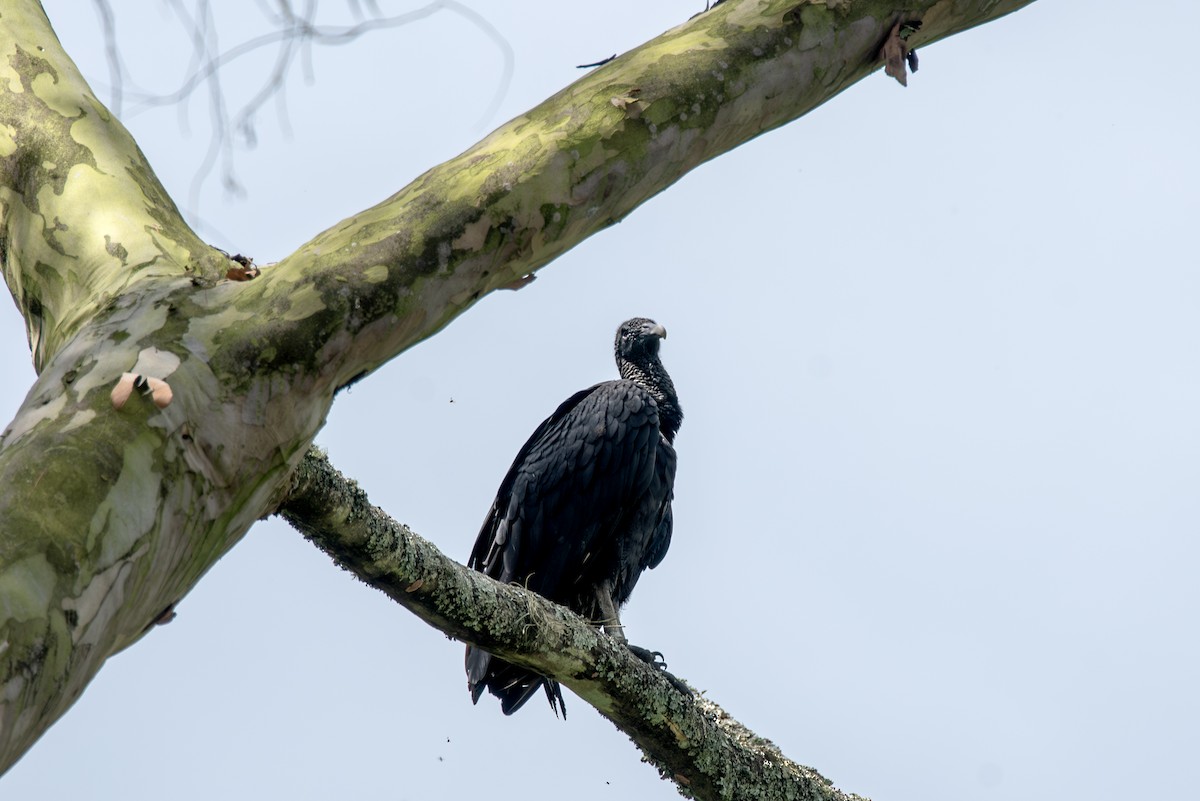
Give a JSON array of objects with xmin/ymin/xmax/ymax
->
[{"xmin": 465, "ymin": 645, "xmax": 566, "ymax": 717}]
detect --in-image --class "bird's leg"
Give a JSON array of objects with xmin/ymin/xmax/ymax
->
[
  {"xmin": 595, "ymin": 580, "xmax": 626, "ymax": 642},
  {"xmin": 595, "ymin": 582, "xmax": 691, "ymax": 698},
  {"xmin": 594, "ymin": 581, "xmax": 658, "ymax": 659}
]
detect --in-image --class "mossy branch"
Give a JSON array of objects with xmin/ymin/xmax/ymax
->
[
  {"xmin": 205, "ymin": 0, "xmax": 1039, "ymax": 393},
  {"xmin": 280, "ymin": 447, "xmax": 866, "ymax": 801}
]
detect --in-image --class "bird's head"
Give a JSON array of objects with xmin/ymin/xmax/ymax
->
[{"xmin": 614, "ymin": 317, "xmax": 667, "ymax": 363}]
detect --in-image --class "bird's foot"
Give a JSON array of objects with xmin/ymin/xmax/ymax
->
[
  {"xmin": 627, "ymin": 644, "xmax": 664, "ymax": 666},
  {"xmin": 627, "ymin": 644, "xmax": 693, "ymax": 698}
]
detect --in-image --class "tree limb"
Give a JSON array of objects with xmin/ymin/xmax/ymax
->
[
  {"xmin": 0, "ymin": 0, "xmax": 1036, "ymax": 773},
  {"xmin": 202, "ymin": 0, "xmax": 1040, "ymax": 396},
  {"xmin": 280, "ymin": 447, "xmax": 864, "ymax": 801}
]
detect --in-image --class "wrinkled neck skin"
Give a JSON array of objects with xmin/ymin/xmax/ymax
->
[{"xmin": 618, "ymin": 357, "xmax": 683, "ymax": 443}]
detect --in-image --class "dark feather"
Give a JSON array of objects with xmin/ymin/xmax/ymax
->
[{"xmin": 465, "ymin": 318, "xmax": 682, "ymax": 716}]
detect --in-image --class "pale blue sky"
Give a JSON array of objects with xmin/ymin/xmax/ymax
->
[{"xmin": 4, "ymin": 2, "xmax": 1198, "ymax": 800}]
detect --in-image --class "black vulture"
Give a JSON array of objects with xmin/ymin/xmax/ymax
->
[{"xmin": 465, "ymin": 318, "xmax": 682, "ymax": 716}]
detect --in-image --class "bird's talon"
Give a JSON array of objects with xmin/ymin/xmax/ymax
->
[
  {"xmin": 627, "ymin": 645, "xmax": 693, "ymax": 697},
  {"xmin": 627, "ymin": 644, "xmax": 666, "ymax": 667}
]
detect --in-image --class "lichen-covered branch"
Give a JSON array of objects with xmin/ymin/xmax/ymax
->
[
  {"xmin": 0, "ymin": 0, "xmax": 1035, "ymax": 776},
  {"xmin": 280, "ymin": 447, "xmax": 865, "ymax": 801}
]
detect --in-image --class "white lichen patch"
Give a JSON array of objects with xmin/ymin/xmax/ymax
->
[
  {"xmin": 2, "ymin": 673, "xmax": 25, "ymax": 712},
  {"xmin": 61, "ymin": 409, "xmax": 96, "ymax": 433},
  {"xmin": 69, "ymin": 339, "xmax": 152, "ymax": 400},
  {"xmin": 2, "ymin": 392, "xmax": 67, "ymax": 445},
  {"xmin": 61, "ymin": 557, "xmax": 139, "ymax": 647},
  {"xmin": 0, "ymin": 554, "xmax": 56, "ymax": 621},
  {"xmin": 131, "ymin": 347, "xmax": 181, "ymax": 380}
]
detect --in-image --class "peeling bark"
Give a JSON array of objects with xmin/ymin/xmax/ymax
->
[{"xmin": 0, "ymin": 0, "xmax": 1036, "ymax": 777}]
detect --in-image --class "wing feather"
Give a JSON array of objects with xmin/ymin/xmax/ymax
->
[
  {"xmin": 469, "ymin": 380, "xmax": 662, "ymax": 598},
  {"xmin": 466, "ymin": 378, "xmax": 675, "ymax": 715}
]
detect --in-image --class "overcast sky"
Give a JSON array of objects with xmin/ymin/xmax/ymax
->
[{"xmin": 4, "ymin": 2, "xmax": 1198, "ymax": 800}]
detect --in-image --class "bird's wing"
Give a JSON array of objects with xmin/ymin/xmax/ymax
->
[
  {"xmin": 641, "ymin": 436, "xmax": 676, "ymax": 571},
  {"xmin": 468, "ymin": 380, "xmax": 661, "ymax": 601},
  {"xmin": 467, "ymin": 385, "xmax": 596, "ymax": 576}
]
